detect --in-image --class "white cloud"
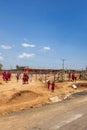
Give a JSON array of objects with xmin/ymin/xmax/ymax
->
[
  {"xmin": 0, "ymin": 45, "xmax": 12, "ymax": 49},
  {"xmin": 22, "ymin": 43, "xmax": 35, "ymax": 48},
  {"xmin": 18, "ymin": 53, "xmax": 35, "ymax": 59},
  {"xmin": 43, "ymin": 46, "xmax": 51, "ymax": 51},
  {"xmin": 0, "ymin": 53, "xmax": 4, "ymax": 60}
]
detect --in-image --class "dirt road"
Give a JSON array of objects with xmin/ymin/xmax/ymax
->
[{"xmin": 0, "ymin": 91, "xmax": 87, "ymax": 130}]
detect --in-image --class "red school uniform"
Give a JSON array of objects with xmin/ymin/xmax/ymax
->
[{"xmin": 51, "ymin": 81, "xmax": 55, "ymax": 92}]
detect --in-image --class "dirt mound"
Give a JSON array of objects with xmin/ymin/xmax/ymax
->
[
  {"xmin": 76, "ymin": 83, "xmax": 87, "ymax": 88},
  {"xmin": 0, "ymin": 82, "xmax": 2, "ymax": 85},
  {"xmin": 0, "ymin": 94, "xmax": 8, "ymax": 105},
  {"xmin": 8, "ymin": 90, "xmax": 42, "ymax": 104}
]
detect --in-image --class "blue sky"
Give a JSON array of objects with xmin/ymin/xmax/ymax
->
[{"xmin": 0, "ymin": 0, "xmax": 87, "ymax": 70}]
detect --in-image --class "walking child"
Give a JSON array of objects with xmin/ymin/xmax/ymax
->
[{"xmin": 51, "ymin": 81, "xmax": 55, "ymax": 92}]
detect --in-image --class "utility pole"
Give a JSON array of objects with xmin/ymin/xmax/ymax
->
[
  {"xmin": 62, "ymin": 59, "xmax": 65, "ymax": 81},
  {"xmin": 62, "ymin": 59, "xmax": 65, "ymax": 70}
]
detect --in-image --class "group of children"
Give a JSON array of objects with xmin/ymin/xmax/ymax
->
[
  {"xmin": 47, "ymin": 80, "xmax": 55, "ymax": 92},
  {"xmin": 68, "ymin": 72, "xmax": 77, "ymax": 82},
  {"xmin": 1, "ymin": 71, "xmax": 29, "ymax": 85},
  {"xmin": 16, "ymin": 72, "xmax": 29, "ymax": 84},
  {"xmin": 2, "ymin": 71, "xmax": 55, "ymax": 92},
  {"xmin": 2, "ymin": 71, "xmax": 11, "ymax": 82}
]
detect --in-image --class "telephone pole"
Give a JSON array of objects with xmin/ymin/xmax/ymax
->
[
  {"xmin": 62, "ymin": 59, "xmax": 66, "ymax": 81},
  {"xmin": 62, "ymin": 59, "xmax": 65, "ymax": 70}
]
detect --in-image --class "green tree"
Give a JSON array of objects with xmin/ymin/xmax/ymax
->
[{"xmin": 16, "ymin": 65, "xmax": 19, "ymax": 69}]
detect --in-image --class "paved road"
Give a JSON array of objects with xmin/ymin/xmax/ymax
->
[{"xmin": 0, "ymin": 91, "xmax": 87, "ymax": 130}]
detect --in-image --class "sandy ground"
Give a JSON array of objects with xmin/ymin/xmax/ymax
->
[{"xmin": 0, "ymin": 74, "xmax": 87, "ymax": 115}]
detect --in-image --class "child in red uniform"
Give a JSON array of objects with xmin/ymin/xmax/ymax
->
[
  {"xmin": 72, "ymin": 73, "xmax": 75, "ymax": 81},
  {"xmin": 2, "ymin": 71, "xmax": 6, "ymax": 81},
  {"xmin": 47, "ymin": 80, "xmax": 50, "ymax": 89},
  {"xmin": 22, "ymin": 73, "xmax": 26, "ymax": 84},
  {"xmin": 51, "ymin": 81, "xmax": 55, "ymax": 92},
  {"xmin": 22, "ymin": 73, "xmax": 29, "ymax": 84},
  {"xmin": 16, "ymin": 73, "xmax": 20, "ymax": 82}
]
